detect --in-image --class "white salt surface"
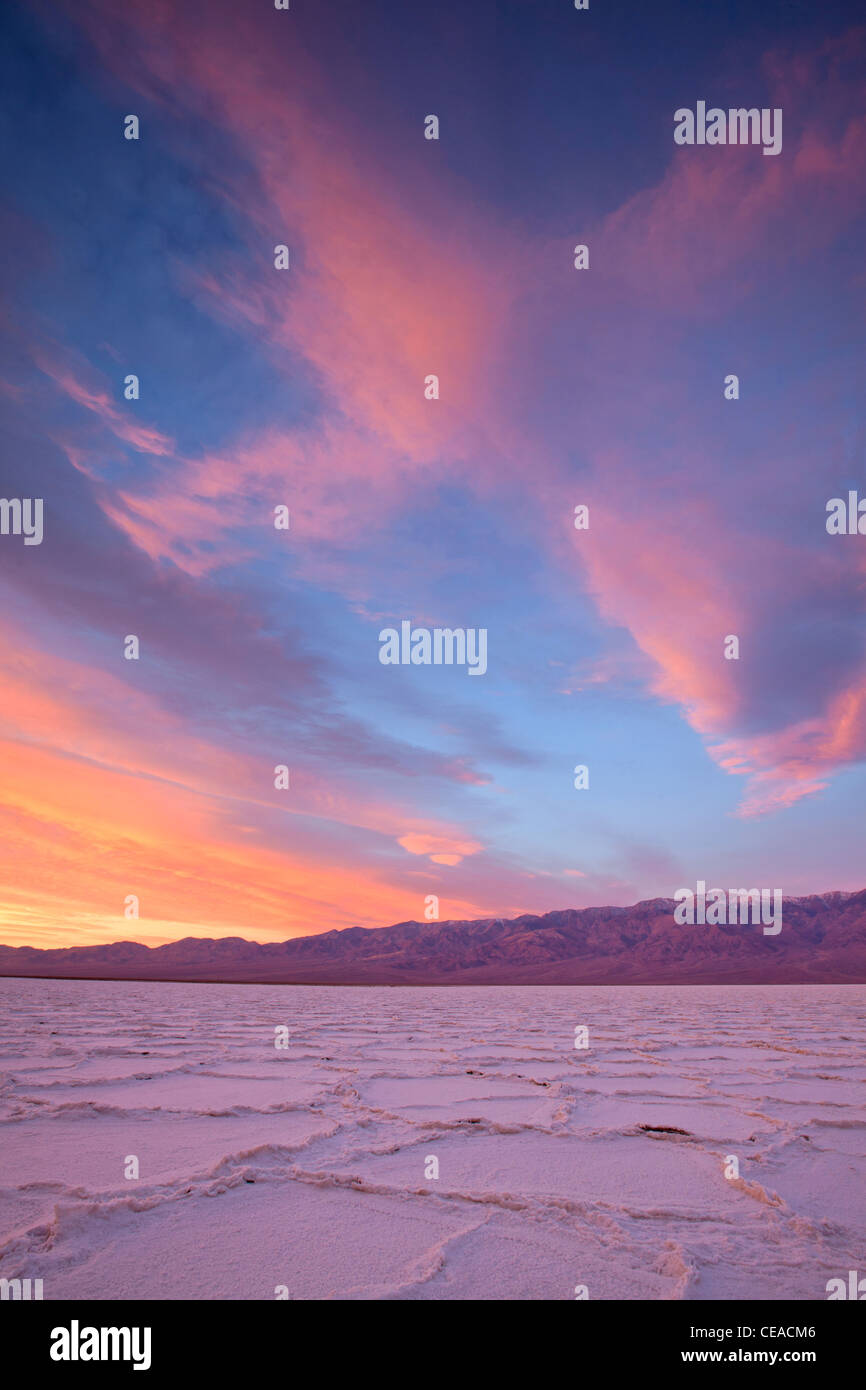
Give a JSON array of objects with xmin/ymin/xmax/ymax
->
[{"xmin": 0, "ymin": 979, "xmax": 863, "ymax": 1300}]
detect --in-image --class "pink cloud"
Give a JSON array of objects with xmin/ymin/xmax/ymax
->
[
  {"xmin": 398, "ymin": 832, "xmax": 483, "ymax": 866},
  {"xmin": 33, "ymin": 344, "xmax": 175, "ymax": 456},
  {"xmin": 43, "ymin": 3, "xmax": 866, "ymax": 822}
]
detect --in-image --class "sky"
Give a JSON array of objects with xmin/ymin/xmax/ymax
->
[{"xmin": 0, "ymin": 0, "xmax": 865, "ymax": 949}]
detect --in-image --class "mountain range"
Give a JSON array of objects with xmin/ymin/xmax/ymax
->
[{"xmin": 1, "ymin": 891, "xmax": 865, "ymax": 985}]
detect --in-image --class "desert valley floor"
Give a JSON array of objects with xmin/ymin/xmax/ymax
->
[{"xmin": 0, "ymin": 978, "xmax": 863, "ymax": 1300}]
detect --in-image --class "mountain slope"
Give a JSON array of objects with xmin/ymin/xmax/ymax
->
[{"xmin": 1, "ymin": 891, "xmax": 865, "ymax": 984}]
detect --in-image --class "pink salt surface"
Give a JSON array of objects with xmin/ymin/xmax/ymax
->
[{"xmin": 0, "ymin": 978, "xmax": 863, "ymax": 1300}]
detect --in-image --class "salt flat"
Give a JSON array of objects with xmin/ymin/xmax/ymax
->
[{"xmin": 0, "ymin": 979, "xmax": 863, "ymax": 1300}]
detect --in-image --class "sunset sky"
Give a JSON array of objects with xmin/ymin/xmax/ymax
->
[{"xmin": 1, "ymin": 0, "xmax": 865, "ymax": 948}]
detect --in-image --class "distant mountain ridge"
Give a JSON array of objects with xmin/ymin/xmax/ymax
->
[{"xmin": 1, "ymin": 890, "xmax": 865, "ymax": 984}]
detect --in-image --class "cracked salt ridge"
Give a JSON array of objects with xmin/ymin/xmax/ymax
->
[{"xmin": 0, "ymin": 980, "xmax": 864, "ymax": 1300}]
